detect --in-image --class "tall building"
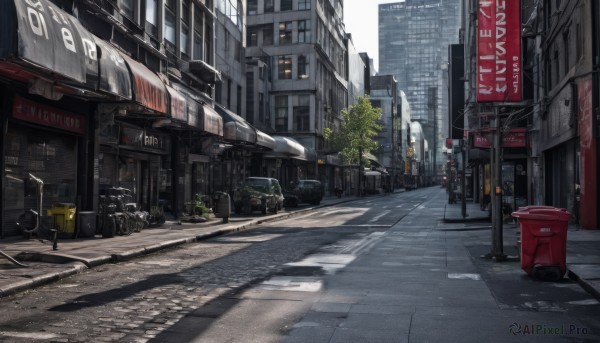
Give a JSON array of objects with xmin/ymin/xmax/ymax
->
[
  {"xmin": 245, "ymin": 0, "xmax": 348, "ymax": 191},
  {"xmin": 378, "ymin": 0, "xmax": 461, "ymax": 182}
]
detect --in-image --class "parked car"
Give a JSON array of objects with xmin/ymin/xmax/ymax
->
[
  {"xmin": 284, "ymin": 180, "xmax": 324, "ymax": 207},
  {"xmin": 233, "ymin": 177, "xmax": 284, "ymax": 215}
]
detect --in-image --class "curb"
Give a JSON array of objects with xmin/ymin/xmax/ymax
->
[
  {"xmin": 0, "ymin": 262, "xmax": 86, "ymax": 298},
  {"xmin": 0, "ymin": 195, "xmax": 371, "ymax": 298},
  {"xmin": 568, "ymin": 269, "xmax": 600, "ymax": 302}
]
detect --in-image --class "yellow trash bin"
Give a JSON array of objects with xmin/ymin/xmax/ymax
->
[{"xmin": 48, "ymin": 203, "xmax": 77, "ymax": 238}]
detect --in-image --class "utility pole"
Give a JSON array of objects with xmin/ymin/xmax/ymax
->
[
  {"xmin": 461, "ymin": 139, "xmax": 467, "ymax": 218},
  {"xmin": 487, "ymin": 106, "xmax": 506, "ymax": 261}
]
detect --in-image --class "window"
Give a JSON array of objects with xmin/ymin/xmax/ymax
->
[
  {"xmin": 294, "ymin": 95, "xmax": 310, "ymax": 132},
  {"xmin": 248, "ymin": 0, "xmax": 257, "ymax": 15},
  {"xmin": 234, "ymin": 41, "xmax": 241, "ymax": 62},
  {"xmin": 279, "ymin": 21, "xmax": 292, "ymax": 45},
  {"xmin": 265, "ymin": 0, "xmax": 274, "ymax": 13},
  {"xmin": 145, "ymin": 0, "xmax": 158, "ymax": 35},
  {"xmin": 298, "ymin": 0, "xmax": 310, "ymax": 10},
  {"xmin": 263, "ymin": 25, "xmax": 274, "ymax": 45},
  {"xmin": 193, "ymin": 7, "xmax": 204, "ymax": 60},
  {"xmin": 164, "ymin": 0, "xmax": 176, "ymax": 51},
  {"xmin": 298, "ymin": 55, "xmax": 309, "ymax": 79},
  {"xmin": 278, "ymin": 55, "xmax": 292, "ymax": 79},
  {"xmin": 205, "ymin": 22, "xmax": 213, "ymax": 63},
  {"xmin": 119, "ymin": 0, "xmax": 136, "ymax": 21},
  {"xmin": 247, "ymin": 27, "xmax": 258, "ymax": 46},
  {"xmin": 298, "ymin": 20, "xmax": 310, "ymax": 43},
  {"xmin": 280, "ymin": 0, "xmax": 292, "ymax": 11},
  {"xmin": 275, "ymin": 95, "xmax": 288, "ymax": 132},
  {"xmin": 181, "ymin": 0, "xmax": 190, "ymax": 56}
]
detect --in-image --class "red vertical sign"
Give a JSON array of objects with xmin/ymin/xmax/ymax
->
[
  {"xmin": 577, "ymin": 76, "xmax": 596, "ymax": 229},
  {"xmin": 477, "ymin": 0, "xmax": 522, "ymax": 102}
]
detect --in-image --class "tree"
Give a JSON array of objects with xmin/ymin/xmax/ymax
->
[{"xmin": 324, "ymin": 96, "xmax": 382, "ymax": 167}]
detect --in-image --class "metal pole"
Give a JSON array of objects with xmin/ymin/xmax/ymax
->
[
  {"xmin": 461, "ymin": 139, "xmax": 467, "ymax": 218},
  {"xmin": 487, "ymin": 106, "xmax": 506, "ymax": 261}
]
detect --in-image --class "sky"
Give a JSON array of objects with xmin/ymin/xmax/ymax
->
[{"xmin": 343, "ymin": 0, "xmax": 401, "ymax": 71}]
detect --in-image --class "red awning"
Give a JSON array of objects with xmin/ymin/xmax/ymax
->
[
  {"xmin": 120, "ymin": 54, "xmax": 167, "ymax": 114},
  {"xmin": 166, "ymin": 85, "xmax": 187, "ymax": 122}
]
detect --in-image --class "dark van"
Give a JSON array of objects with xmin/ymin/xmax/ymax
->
[{"xmin": 284, "ymin": 180, "xmax": 324, "ymax": 207}]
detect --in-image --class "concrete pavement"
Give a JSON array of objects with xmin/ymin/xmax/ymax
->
[{"xmin": 1, "ymin": 187, "xmax": 599, "ymax": 310}]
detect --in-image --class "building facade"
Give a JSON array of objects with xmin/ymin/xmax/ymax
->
[
  {"xmin": 245, "ymin": 0, "xmax": 348, "ymax": 193},
  {"xmin": 378, "ymin": 0, "xmax": 461, "ymax": 183}
]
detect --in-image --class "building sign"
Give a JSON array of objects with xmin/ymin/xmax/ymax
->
[
  {"xmin": 473, "ymin": 128, "xmax": 526, "ymax": 148},
  {"xmin": 476, "ymin": 0, "xmax": 522, "ymax": 102},
  {"xmin": 12, "ymin": 95, "xmax": 86, "ymax": 134}
]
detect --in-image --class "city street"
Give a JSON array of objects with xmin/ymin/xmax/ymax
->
[{"xmin": 0, "ymin": 187, "xmax": 599, "ymax": 342}]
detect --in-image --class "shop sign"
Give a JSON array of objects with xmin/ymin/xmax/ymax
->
[
  {"xmin": 5, "ymin": 0, "xmax": 98, "ymax": 83},
  {"xmin": 473, "ymin": 128, "xmax": 526, "ymax": 148},
  {"xmin": 476, "ymin": 0, "xmax": 522, "ymax": 102},
  {"xmin": 12, "ymin": 95, "xmax": 86, "ymax": 134},
  {"xmin": 143, "ymin": 132, "xmax": 165, "ymax": 150}
]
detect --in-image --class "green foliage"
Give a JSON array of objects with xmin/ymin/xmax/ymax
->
[
  {"xmin": 188, "ymin": 193, "xmax": 210, "ymax": 218},
  {"xmin": 324, "ymin": 96, "xmax": 382, "ymax": 167}
]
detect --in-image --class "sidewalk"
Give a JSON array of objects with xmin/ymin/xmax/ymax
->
[
  {"xmin": 0, "ymin": 194, "xmax": 360, "ymax": 298},
  {"xmin": 443, "ymin": 197, "xmax": 600, "ymax": 301},
  {"xmin": 2, "ymin": 191, "xmax": 600, "ymax": 304}
]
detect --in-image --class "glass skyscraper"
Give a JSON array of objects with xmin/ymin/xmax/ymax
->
[{"xmin": 378, "ymin": 0, "xmax": 461, "ymax": 176}]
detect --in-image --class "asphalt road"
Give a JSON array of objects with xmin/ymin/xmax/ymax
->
[{"xmin": 1, "ymin": 187, "xmax": 599, "ymax": 343}]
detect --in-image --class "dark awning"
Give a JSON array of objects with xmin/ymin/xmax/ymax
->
[
  {"xmin": 120, "ymin": 53, "xmax": 168, "ymax": 114},
  {"xmin": 170, "ymin": 84, "xmax": 223, "ymax": 136},
  {"xmin": 256, "ymin": 130, "xmax": 276, "ymax": 150},
  {"xmin": 184, "ymin": 60, "xmax": 222, "ymax": 85},
  {"xmin": 0, "ymin": 0, "xmax": 98, "ymax": 84},
  {"xmin": 95, "ymin": 39, "xmax": 131, "ymax": 99},
  {"xmin": 215, "ymin": 104, "xmax": 256, "ymax": 144}
]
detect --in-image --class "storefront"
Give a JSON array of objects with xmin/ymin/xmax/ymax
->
[
  {"xmin": 2, "ymin": 95, "xmax": 88, "ymax": 238},
  {"xmin": 167, "ymin": 83, "xmax": 224, "ymax": 215},
  {"xmin": 98, "ymin": 123, "xmax": 170, "ymax": 212},
  {"xmin": 215, "ymin": 104, "xmax": 258, "ymax": 192}
]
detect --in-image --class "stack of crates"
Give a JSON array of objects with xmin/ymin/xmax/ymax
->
[{"xmin": 47, "ymin": 203, "xmax": 77, "ymax": 238}]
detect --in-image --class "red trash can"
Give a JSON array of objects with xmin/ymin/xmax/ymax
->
[{"xmin": 511, "ymin": 206, "xmax": 571, "ymax": 281}]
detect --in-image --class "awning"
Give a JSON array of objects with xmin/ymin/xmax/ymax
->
[
  {"xmin": 215, "ymin": 104, "xmax": 256, "ymax": 144},
  {"xmin": 184, "ymin": 60, "xmax": 222, "ymax": 85},
  {"xmin": 120, "ymin": 53, "xmax": 168, "ymax": 114},
  {"xmin": 170, "ymin": 84, "xmax": 223, "ymax": 136},
  {"xmin": 468, "ymin": 148, "xmax": 490, "ymax": 161},
  {"xmin": 96, "ymin": 39, "xmax": 131, "ymax": 99},
  {"xmin": 263, "ymin": 136, "xmax": 303, "ymax": 159},
  {"xmin": 0, "ymin": 0, "xmax": 97, "ymax": 84},
  {"xmin": 165, "ymin": 85, "xmax": 187, "ymax": 122},
  {"xmin": 256, "ymin": 130, "xmax": 276, "ymax": 150},
  {"xmin": 200, "ymin": 104, "xmax": 224, "ymax": 136}
]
